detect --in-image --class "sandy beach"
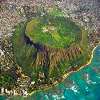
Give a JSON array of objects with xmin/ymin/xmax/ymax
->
[{"xmin": 28, "ymin": 44, "xmax": 100, "ymax": 97}]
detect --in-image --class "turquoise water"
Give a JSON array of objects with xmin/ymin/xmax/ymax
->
[{"xmin": 1, "ymin": 46, "xmax": 100, "ymax": 100}]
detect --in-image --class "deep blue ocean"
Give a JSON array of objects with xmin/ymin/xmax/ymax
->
[{"xmin": 0, "ymin": 45, "xmax": 100, "ymax": 100}]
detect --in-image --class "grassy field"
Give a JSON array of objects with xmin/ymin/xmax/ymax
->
[{"xmin": 26, "ymin": 15, "xmax": 81, "ymax": 48}]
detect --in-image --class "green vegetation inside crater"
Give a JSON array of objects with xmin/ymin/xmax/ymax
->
[
  {"xmin": 26, "ymin": 15, "xmax": 81, "ymax": 48},
  {"xmin": 12, "ymin": 7, "xmax": 91, "ymax": 87}
]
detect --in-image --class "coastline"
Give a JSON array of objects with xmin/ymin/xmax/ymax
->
[
  {"xmin": 62, "ymin": 45, "xmax": 98, "ymax": 79},
  {"xmin": 28, "ymin": 44, "xmax": 99, "ymax": 97}
]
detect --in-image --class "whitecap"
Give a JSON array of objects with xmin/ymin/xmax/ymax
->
[
  {"xmin": 70, "ymin": 85, "xmax": 79, "ymax": 93},
  {"xmin": 52, "ymin": 94, "xmax": 59, "ymax": 100}
]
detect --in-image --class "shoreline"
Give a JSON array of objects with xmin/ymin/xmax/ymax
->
[
  {"xmin": 62, "ymin": 45, "xmax": 98, "ymax": 80},
  {"xmin": 28, "ymin": 44, "xmax": 99, "ymax": 97}
]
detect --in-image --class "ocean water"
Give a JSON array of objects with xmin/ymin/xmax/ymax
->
[{"xmin": 0, "ymin": 45, "xmax": 100, "ymax": 100}]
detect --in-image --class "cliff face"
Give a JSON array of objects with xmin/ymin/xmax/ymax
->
[{"xmin": 24, "ymin": 34, "xmax": 82, "ymax": 80}]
